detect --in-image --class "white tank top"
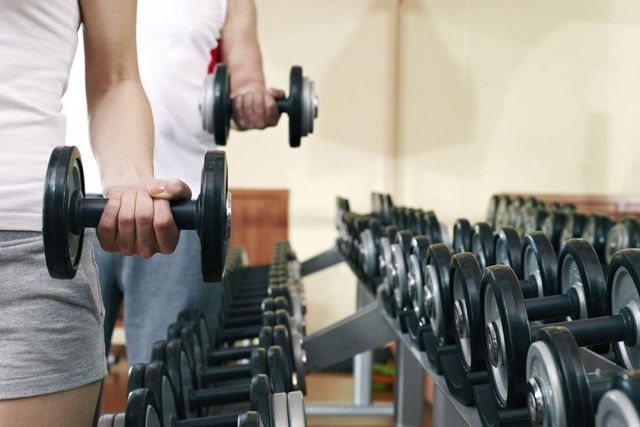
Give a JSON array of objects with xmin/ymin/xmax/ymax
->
[
  {"xmin": 0, "ymin": 0, "xmax": 80, "ymax": 231},
  {"xmin": 137, "ymin": 0, "xmax": 227, "ymax": 195}
]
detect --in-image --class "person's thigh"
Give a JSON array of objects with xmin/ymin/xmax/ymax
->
[
  {"xmin": 122, "ymin": 230, "xmax": 222, "ymax": 365},
  {"xmin": 0, "ymin": 232, "xmax": 107, "ymax": 422},
  {"xmin": 93, "ymin": 238, "xmax": 124, "ymax": 354},
  {"xmin": 0, "ymin": 380, "xmax": 101, "ymax": 427}
]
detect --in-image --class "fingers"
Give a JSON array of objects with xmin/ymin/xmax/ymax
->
[
  {"xmin": 134, "ymin": 188, "xmax": 158, "ymax": 258},
  {"xmin": 97, "ymin": 197, "xmax": 121, "ymax": 252},
  {"xmin": 153, "ymin": 199, "xmax": 180, "ymax": 254},
  {"xmin": 232, "ymin": 90, "xmax": 284, "ymax": 130},
  {"xmin": 116, "ymin": 189, "xmax": 137, "ymax": 256}
]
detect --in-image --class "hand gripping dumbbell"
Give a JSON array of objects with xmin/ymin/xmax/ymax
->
[
  {"xmin": 201, "ymin": 64, "xmax": 318, "ymax": 148},
  {"xmin": 525, "ymin": 326, "xmax": 637, "ymax": 427},
  {"xmin": 476, "ymin": 241, "xmax": 629, "ymax": 422},
  {"xmin": 605, "ymin": 218, "xmax": 640, "ymax": 265},
  {"xmin": 440, "ymin": 232, "xmax": 558, "ymax": 405},
  {"xmin": 43, "ymin": 146, "xmax": 230, "ymax": 282}
]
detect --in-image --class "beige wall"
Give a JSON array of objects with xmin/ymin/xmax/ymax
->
[
  {"xmin": 63, "ymin": 1, "xmax": 640, "ymax": 334},
  {"xmin": 63, "ymin": 0, "xmax": 399, "ymax": 333},
  {"xmin": 398, "ymin": 1, "xmax": 640, "ymax": 226}
]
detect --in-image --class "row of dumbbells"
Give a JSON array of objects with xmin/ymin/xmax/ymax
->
[
  {"xmin": 488, "ymin": 193, "xmax": 640, "ymax": 266},
  {"xmin": 336, "ymin": 193, "xmax": 640, "ymax": 427},
  {"xmin": 98, "ymin": 242, "xmax": 309, "ymax": 427}
]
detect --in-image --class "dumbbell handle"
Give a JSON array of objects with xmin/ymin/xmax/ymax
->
[
  {"xmin": 532, "ymin": 313, "xmax": 634, "ymax": 347},
  {"xmin": 201, "ymin": 363, "xmax": 252, "ymax": 384},
  {"xmin": 208, "ymin": 346, "xmax": 257, "ymax": 365},
  {"xmin": 176, "ymin": 412, "xmax": 240, "ymax": 427},
  {"xmin": 525, "ymin": 294, "xmax": 573, "ymax": 321},
  {"xmin": 72, "ymin": 197, "xmax": 197, "ymax": 231},
  {"xmin": 190, "ymin": 383, "xmax": 250, "ymax": 408},
  {"xmin": 276, "ymin": 98, "xmax": 289, "ymax": 114}
]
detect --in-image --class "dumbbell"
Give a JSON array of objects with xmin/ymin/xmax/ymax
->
[
  {"xmin": 581, "ymin": 214, "xmax": 614, "ymax": 264},
  {"xmin": 440, "ymin": 233, "xmax": 557, "ymax": 404},
  {"xmin": 453, "ymin": 219, "xmax": 472, "ymax": 254},
  {"xmin": 378, "ymin": 225, "xmax": 399, "ymax": 314},
  {"xmin": 358, "ymin": 218, "xmax": 384, "ymax": 278},
  {"xmin": 148, "ymin": 338, "xmax": 290, "ymax": 423},
  {"xmin": 418, "ymin": 243, "xmax": 456, "ymax": 374},
  {"xmin": 541, "ymin": 210, "xmax": 568, "ymax": 252},
  {"xmin": 525, "ymin": 326, "xmax": 632, "ymax": 427},
  {"xmin": 123, "ymin": 374, "xmax": 297, "ymax": 427},
  {"xmin": 560, "ymin": 212, "xmax": 588, "ymax": 250},
  {"xmin": 493, "ymin": 195, "xmax": 512, "ymax": 229},
  {"xmin": 201, "ymin": 64, "xmax": 318, "ymax": 148},
  {"xmin": 403, "ymin": 235, "xmax": 432, "ymax": 343},
  {"xmin": 178, "ymin": 309, "xmax": 307, "ymax": 395},
  {"xmin": 478, "ymin": 242, "xmax": 634, "ymax": 415},
  {"xmin": 470, "ymin": 222, "xmax": 496, "ymax": 270},
  {"xmin": 493, "ymin": 226, "xmax": 523, "ymax": 278},
  {"xmin": 605, "ymin": 218, "xmax": 640, "ymax": 264},
  {"xmin": 596, "ymin": 371, "xmax": 640, "ymax": 427},
  {"xmin": 43, "ymin": 146, "xmax": 230, "ymax": 282}
]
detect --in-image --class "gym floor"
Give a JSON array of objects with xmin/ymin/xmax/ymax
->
[{"xmin": 101, "ymin": 358, "xmax": 433, "ymax": 426}]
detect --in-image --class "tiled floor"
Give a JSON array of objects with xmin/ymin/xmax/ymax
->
[{"xmin": 101, "ymin": 359, "xmax": 432, "ymax": 426}]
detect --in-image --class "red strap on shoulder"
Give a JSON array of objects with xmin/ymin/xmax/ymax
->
[{"xmin": 207, "ymin": 39, "xmax": 222, "ymax": 74}]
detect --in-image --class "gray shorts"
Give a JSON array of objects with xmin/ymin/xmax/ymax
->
[{"xmin": 0, "ymin": 231, "xmax": 107, "ymax": 399}]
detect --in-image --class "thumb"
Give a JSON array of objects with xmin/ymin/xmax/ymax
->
[
  {"xmin": 268, "ymin": 87, "xmax": 286, "ymax": 100},
  {"xmin": 148, "ymin": 179, "xmax": 192, "ymax": 200}
]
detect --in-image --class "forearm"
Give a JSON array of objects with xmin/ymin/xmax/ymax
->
[
  {"xmin": 88, "ymin": 80, "xmax": 155, "ymax": 191},
  {"xmin": 221, "ymin": 0, "xmax": 266, "ymax": 94}
]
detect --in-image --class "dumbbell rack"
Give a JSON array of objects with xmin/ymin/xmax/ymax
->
[{"xmin": 297, "ymin": 244, "xmax": 622, "ymax": 427}]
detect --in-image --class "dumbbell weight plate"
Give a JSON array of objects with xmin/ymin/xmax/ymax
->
[
  {"xmin": 424, "ymin": 244, "xmax": 453, "ymax": 341},
  {"xmin": 200, "ymin": 150, "xmax": 229, "ymax": 282},
  {"xmin": 288, "ymin": 66, "xmax": 303, "ymax": 148},
  {"xmin": 272, "ymin": 393, "xmax": 290, "ymax": 427},
  {"xmin": 43, "ymin": 146, "xmax": 85, "ymax": 279},
  {"xmin": 288, "ymin": 391, "xmax": 307, "ymax": 427},
  {"xmin": 201, "ymin": 64, "xmax": 231, "ymax": 145},
  {"xmin": 97, "ymin": 414, "xmax": 116, "ymax": 427},
  {"xmin": 605, "ymin": 219, "xmax": 640, "ymax": 265},
  {"xmin": 453, "ymin": 219, "xmax": 472, "ymax": 253},
  {"xmin": 486, "ymin": 195, "xmax": 500, "ymax": 229},
  {"xmin": 525, "ymin": 328, "xmax": 588, "ymax": 426},
  {"xmin": 494, "ymin": 226, "xmax": 522, "ymax": 278},
  {"xmin": 126, "ymin": 389, "xmax": 162, "ymax": 427},
  {"xmin": 609, "ymin": 251, "xmax": 640, "ymax": 370},
  {"xmin": 596, "ymin": 372, "xmax": 640, "ymax": 427}
]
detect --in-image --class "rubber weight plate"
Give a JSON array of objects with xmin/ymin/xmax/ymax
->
[
  {"xmin": 201, "ymin": 64, "xmax": 231, "ymax": 145},
  {"xmin": 43, "ymin": 146, "xmax": 85, "ymax": 279},
  {"xmin": 199, "ymin": 150, "xmax": 229, "ymax": 282},
  {"xmin": 288, "ymin": 66, "xmax": 303, "ymax": 147}
]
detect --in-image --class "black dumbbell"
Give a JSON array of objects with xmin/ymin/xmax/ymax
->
[
  {"xmin": 404, "ymin": 235, "xmax": 432, "ymax": 344},
  {"xmin": 525, "ymin": 326, "xmax": 628, "ymax": 427},
  {"xmin": 419, "ymin": 243, "xmax": 456, "ymax": 374},
  {"xmin": 595, "ymin": 371, "xmax": 640, "ymax": 427},
  {"xmin": 478, "ymin": 242, "xmax": 631, "ymax": 414},
  {"xmin": 560, "ymin": 212, "xmax": 587, "ymax": 250},
  {"xmin": 179, "ymin": 310, "xmax": 307, "ymax": 395},
  {"xmin": 358, "ymin": 218, "xmax": 383, "ymax": 278},
  {"xmin": 150, "ymin": 338, "xmax": 290, "ymax": 423},
  {"xmin": 493, "ymin": 226, "xmax": 523, "ymax": 278},
  {"xmin": 453, "ymin": 219, "xmax": 473, "ymax": 254},
  {"xmin": 43, "ymin": 146, "xmax": 230, "ymax": 282},
  {"xmin": 605, "ymin": 218, "xmax": 640, "ymax": 265},
  {"xmin": 201, "ymin": 64, "xmax": 318, "ymax": 148},
  {"xmin": 581, "ymin": 214, "xmax": 614, "ymax": 264},
  {"xmin": 440, "ymin": 233, "xmax": 557, "ymax": 404},
  {"xmin": 470, "ymin": 222, "xmax": 495, "ymax": 270}
]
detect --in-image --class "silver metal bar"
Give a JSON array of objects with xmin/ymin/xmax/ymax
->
[
  {"xmin": 305, "ymin": 403, "xmax": 394, "ymax": 417},
  {"xmin": 393, "ymin": 338, "xmax": 425, "ymax": 427},
  {"xmin": 354, "ymin": 284, "xmax": 374, "ymax": 406},
  {"xmin": 302, "ymin": 293, "xmax": 395, "ymax": 372},
  {"xmin": 300, "ymin": 245, "xmax": 343, "ymax": 276}
]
